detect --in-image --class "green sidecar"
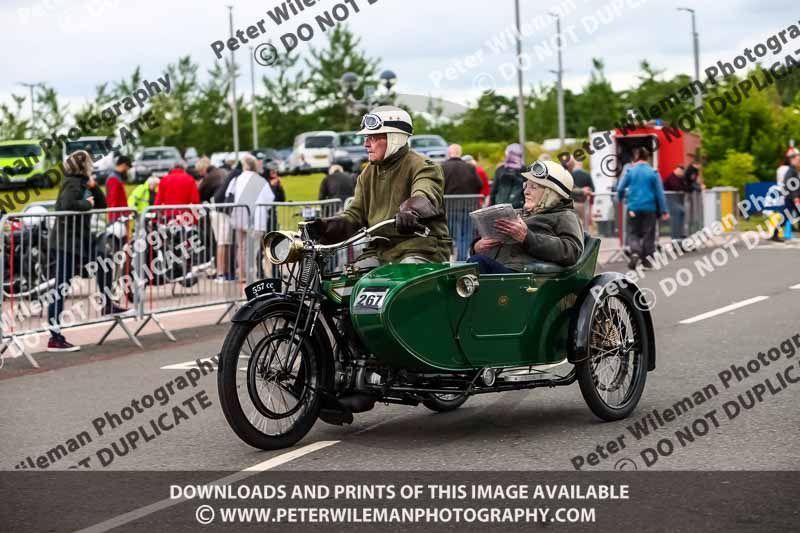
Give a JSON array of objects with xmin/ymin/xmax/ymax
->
[{"xmin": 217, "ymin": 220, "xmax": 656, "ymax": 451}]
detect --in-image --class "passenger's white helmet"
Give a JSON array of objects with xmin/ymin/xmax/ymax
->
[
  {"xmin": 357, "ymin": 106, "xmax": 414, "ymax": 136},
  {"xmin": 522, "ymin": 160, "xmax": 575, "ymax": 199}
]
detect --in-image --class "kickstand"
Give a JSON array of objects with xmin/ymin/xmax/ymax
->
[
  {"xmin": 98, "ymin": 315, "xmax": 143, "ymax": 348},
  {"xmin": 1, "ymin": 336, "xmax": 39, "ymax": 369}
]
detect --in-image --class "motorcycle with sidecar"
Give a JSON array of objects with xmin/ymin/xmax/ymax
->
[{"xmin": 217, "ymin": 219, "xmax": 656, "ymax": 450}]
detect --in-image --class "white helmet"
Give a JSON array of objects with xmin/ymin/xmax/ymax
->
[
  {"xmin": 357, "ymin": 106, "xmax": 413, "ymax": 136},
  {"xmin": 522, "ymin": 160, "xmax": 575, "ymax": 199}
]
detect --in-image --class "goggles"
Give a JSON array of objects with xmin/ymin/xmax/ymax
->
[
  {"xmin": 527, "ymin": 160, "xmax": 571, "ymax": 196},
  {"xmin": 360, "ymin": 113, "xmax": 413, "ymax": 134}
]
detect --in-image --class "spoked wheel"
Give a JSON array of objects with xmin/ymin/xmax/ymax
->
[
  {"xmin": 577, "ymin": 288, "xmax": 649, "ymax": 421},
  {"xmin": 218, "ymin": 308, "xmax": 322, "ymax": 450},
  {"xmin": 422, "ymin": 393, "xmax": 468, "ymax": 413}
]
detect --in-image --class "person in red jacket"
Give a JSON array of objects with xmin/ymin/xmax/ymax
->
[
  {"xmin": 463, "ymin": 154, "xmax": 490, "ymax": 205},
  {"xmin": 154, "ymin": 162, "xmax": 200, "ymax": 221},
  {"xmin": 106, "ymin": 155, "xmax": 131, "ymax": 222}
]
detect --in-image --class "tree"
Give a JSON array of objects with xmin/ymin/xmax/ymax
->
[
  {"xmin": 0, "ymin": 94, "xmax": 31, "ymax": 140},
  {"xmin": 458, "ymin": 91, "xmax": 517, "ymax": 142},
  {"xmin": 572, "ymin": 58, "xmax": 624, "ymax": 134},
  {"xmin": 305, "ymin": 25, "xmax": 380, "ymax": 131}
]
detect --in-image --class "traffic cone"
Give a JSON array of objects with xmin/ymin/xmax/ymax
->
[{"xmin": 785, "ymin": 219, "xmax": 793, "ymax": 240}]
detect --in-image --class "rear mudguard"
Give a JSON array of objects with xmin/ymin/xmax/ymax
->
[
  {"xmin": 569, "ymin": 272, "xmax": 656, "ymax": 371},
  {"xmin": 230, "ymin": 294, "xmax": 335, "ymax": 388}
]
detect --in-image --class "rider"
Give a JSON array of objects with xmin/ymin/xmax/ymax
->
[{"xmin": 309, "ymin": 106, "xmax": 452, "ymax": 266}]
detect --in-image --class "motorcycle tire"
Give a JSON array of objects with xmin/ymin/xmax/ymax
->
[
  {"xmin": 422, "ymin": 393, "xmax": 468, "ymax": 413},
  {"xmin": 576, "ymin": 286, "xmax": 650, "ymax": 421},
  {"xmin": 218, "ymin": 314, "xmax": 322, "ymax": 450}
]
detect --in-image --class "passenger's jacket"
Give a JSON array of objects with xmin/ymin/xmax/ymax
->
[
  {"xmin": 342, "ymin": 145, "xmax": 452, "ymax": 263},
  {"xmin": 489, "ymin": 165, "xmax": 525, "ymax": 209},
  {"xmin": 489, "ymin": 198, "xmax": 584, "ymax": 270},
  {"xmin": 49, "ymin": 173, "xmax": 107, "ymax": 256}
]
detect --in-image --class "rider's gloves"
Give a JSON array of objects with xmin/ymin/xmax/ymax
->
[
  {"xmin": 396, "ymin": 195, "xmax": 436, "ymax": 235},
  {"xmin": 306, "ymin": 217, "xmax": 358, "ymax": 244}
]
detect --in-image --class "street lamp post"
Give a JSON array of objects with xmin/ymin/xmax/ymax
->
[
  {"xmin": 18, "ymin": 82, "xmax": 40, "ymax": 136},
  {"xmin": 677, "ymin": 7, "xmax": 702, "ymax": 110},
  {"xmin": 549, "ymin": 12, "xmax": 566, "ymax": 149},
  {"xmin": 514, "ymin": 0, "xmax": 526, "ymax": 159},
  {"xmin": 249, "ymin": 46, "xmax": 259, "ymax": 150},
  {"xmin": 340, "ymin": 70, "xmax": 397, "ymax": 116},
  {"xmin": 227, "ymin": 6, "xmax": 240, "ymax": 159}
]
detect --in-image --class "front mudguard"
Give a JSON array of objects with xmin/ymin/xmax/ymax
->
[
  {"xmin": 569, "ymin": 272, "xmax": 656, "ymax": 371},
  {"xmin": 230, "ymin": 294, "xmax": 335, "ymax": 388}
]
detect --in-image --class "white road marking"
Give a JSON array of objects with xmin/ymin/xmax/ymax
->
[
  {"xmin": 679, "ymin": 296, "xmax": 770, "ymax": 324},
  {"xmin": 74, "ymin": 440, "xmax": 339, "ymax": 533},
  {"xmin": 160, "ymin": 358, "xmax": 217, "ymax": 370},
  {"xmin": 790, "ymin": 283, "xmax": 800, "ymax": 290}
]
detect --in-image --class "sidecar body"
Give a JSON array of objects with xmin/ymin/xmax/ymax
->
[{"xmin": 343, "ymin": 233, "xmax": 650, "ymax": 372}]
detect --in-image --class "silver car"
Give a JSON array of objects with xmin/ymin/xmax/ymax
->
[{"xmin": 133, "ymin": 146, "xmax": 182, "ymax": 183}]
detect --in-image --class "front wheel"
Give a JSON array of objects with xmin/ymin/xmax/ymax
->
[
  {"xmin": 577, "ymin": 288, "xmax": 650, "ymax": 421},
  {"xmin": 217, "ymin": 309, "xmax": 323, "ymax": 450},
  {"xmin": 422, "ymin": 393, "xmax": 468, "ymax": 413}
]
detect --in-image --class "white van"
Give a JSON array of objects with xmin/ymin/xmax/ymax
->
[{"xmin": 287, "ymin": 131, "xmax": 337, "ymax": 174}]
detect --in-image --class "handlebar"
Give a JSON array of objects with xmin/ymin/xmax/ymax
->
[{"xmin": 311, "ymin": 218, "xmax": 430, "ymax": 252}]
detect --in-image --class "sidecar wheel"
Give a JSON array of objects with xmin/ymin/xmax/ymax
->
[
  {"xmin": 422, "ymin": 393, "xmax": 468, "ymax": 413},
  {"xmin": 577, "ymin": 288, "xmax": 649, "ymax": 421},
  {"xmin": 218, "ymin": 314, "xmax": 322, "ymax": 450}
]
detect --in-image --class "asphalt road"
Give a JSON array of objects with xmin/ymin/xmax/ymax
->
[{"xmin": 1, "ymin": 238, "xmax": 799, "ymax": 475}]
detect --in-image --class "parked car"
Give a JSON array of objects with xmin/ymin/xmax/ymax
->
[
  {"xmin": 184, "ymin": 147, "xmax": 199, "ymax": 167},
  {"xmin": 252, "ymin": 148, "xmax": 287, "ymax": 174},
  {"xmin": 333, "ymin": 132, "xmax": 367, "ymax": 172},
  {"xmin": 409, "ymin": 134, "xmax": 448, "ymax": 163},
  {"xmin": 132, "ymin": 146, "xmax": 182, "ymax": 183},
  {"xmin": 0, "ymin": 140, "xmax": 47, "ymax": 189},
  {"xmin": 287, "ymin": 131, "xmax": 337, "ymax": 174},
  {"xmin": 63, "ymin": 136, "xmax": 121, "ymax": 184},
  {"xmin": 210, "ymin": 152, "xmax": 236, "ymax": 169}
]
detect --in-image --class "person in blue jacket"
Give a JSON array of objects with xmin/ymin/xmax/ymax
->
[{"xmin": 616, "ymin": 147, "xmax": 670, "ymax": 269}]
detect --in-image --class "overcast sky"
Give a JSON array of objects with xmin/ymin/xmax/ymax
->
[{"xmin": 0, "ymin": 0, "xmax": 795, "ymax": 114}]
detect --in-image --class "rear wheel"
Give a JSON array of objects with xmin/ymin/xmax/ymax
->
[
  {"xmin": 577, "ymin": 288, "xmax": 649, "ymax": 421},
  {"xmin": 218, "ymin": 308, "xmax": 322, "ymax": 450},
  {"xmin": 422, "ymin": 393, "xmax": 468, "ymax": 413}
]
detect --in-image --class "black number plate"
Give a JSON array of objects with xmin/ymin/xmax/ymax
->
[{"xmin": 244, "ymin": 278, "xmax": 282, "ymax": 300}]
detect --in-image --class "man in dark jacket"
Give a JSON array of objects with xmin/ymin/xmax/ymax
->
[
  {"xmin": 47, "ymin": 151, "xmax": 125, "ymax": 352},
  {"xmin": 663, "ymin": 164, "xmax": 689, "ymax": 241},
  {"xmin": 490, "ymin": 143, "xmax": 526, "ymax": 208},
  {"xmin": 469, "ymin": 160, "xmax": 584, "ymax": 273},
  {"xmin": 441, "ymin": 144, "xmax": 482, "ymax": 195},
  {"xmin": 319, "ymin": 164, "xmax": 356, "ymax": 204},
  {"xmin": 195, "ymin": 157, "xmax": 226, "ymax": 203},
  {"xmin": 266, "ymin": 162, "xmax": 286, "ymax": 202}
]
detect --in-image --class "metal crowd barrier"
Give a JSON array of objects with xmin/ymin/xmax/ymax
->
[
  {"xmin": 444, "ymin": 195, "xmax": 483, "ymax": 261},
  {"xmin": 0, "ymin": 207, "xmax": 137, "ymax": 367},
  {"xmin": 132, "ymin": 203, "xmax": 250, "ymax": 342}
]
